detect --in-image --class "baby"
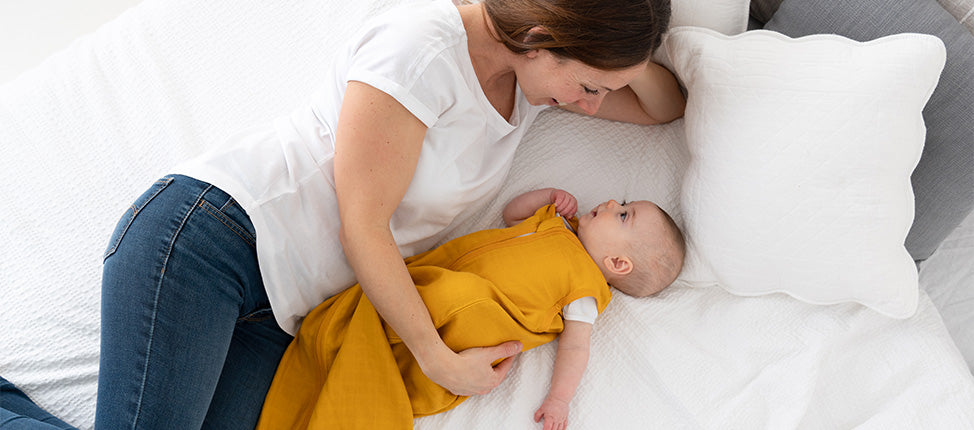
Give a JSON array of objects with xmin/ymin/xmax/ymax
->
[
  {"xmin": 504, "ymin": 187, "xmax": 685, "ymax": 296},
  {"xmin": 258, "ymin": 188, "xmax": 685, "ymax": 430},
  {"xmin": 503, "ymin": 188, "xmax": 685, "ymax": 429}
]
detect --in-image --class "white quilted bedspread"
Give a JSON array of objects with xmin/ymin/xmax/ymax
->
[{"xmin": 1, "ymin": 0, "xmax": 973, "ymax": 428}]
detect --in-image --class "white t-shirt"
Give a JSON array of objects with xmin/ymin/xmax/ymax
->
[
  {"xmin": 174, "ymin": 0, "xmax": 547, "ymax": 335},
  {"xmin": 562, "ymin": 296, "xmax": 598, "ymax": 324}
]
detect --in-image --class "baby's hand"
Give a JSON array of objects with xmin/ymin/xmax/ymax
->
[
  {"xmin": 533, "ymin": 397, "xmax": 570, "ymax": 430},
  {"xmin": 548, "ymin": 189, "xmax": 577, "ymax": 219}
]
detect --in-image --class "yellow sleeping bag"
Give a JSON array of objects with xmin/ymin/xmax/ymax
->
[{"xmin": 257, "ymin": 205, "xmax": 610, "ymax": 429}]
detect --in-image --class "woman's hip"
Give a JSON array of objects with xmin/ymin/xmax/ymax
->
[{"xmin": 101, "ymin": 174, "xmax": 267, "ymax": 311}]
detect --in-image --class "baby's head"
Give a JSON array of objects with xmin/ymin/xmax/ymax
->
[{"xmin": 576, "ymin": 199, "xmax": 685, "ymax": 297}]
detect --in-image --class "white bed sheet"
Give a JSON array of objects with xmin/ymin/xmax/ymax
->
[
  {"xmin": 1, "ymin": 0, "xmax": 972, "ymax": 428},
  {"xmin": 919, "ymin": 209, "xmax": 974, "ymax": 374}
]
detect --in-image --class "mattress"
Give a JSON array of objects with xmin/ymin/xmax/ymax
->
[{"xmin": 1, "ymin": 0, "xmax": 973, "ymax": 428}]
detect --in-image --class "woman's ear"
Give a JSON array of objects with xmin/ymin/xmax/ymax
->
[
  {"xmin": 523, "ymin": 25, "xmax": 551, "ymax": 45},
  {"xmin": 523, "ymin": 26, "xmax": 551, "ymax": 59},
  {"xmin": 602, "ymin": 255, "xmax": 634, "ymax": 277}
]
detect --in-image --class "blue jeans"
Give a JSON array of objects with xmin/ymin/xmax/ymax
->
[
  {"xmin": 96, "ymin": 175, "xmax": 292, "ymax": 430},
  {"xmin": 0, "ymin": 377, "xmax": 77, "ymax": 429}
]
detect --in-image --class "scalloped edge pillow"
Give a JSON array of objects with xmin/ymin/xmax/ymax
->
[
  {"xmin": 669, "ymin": 0, "xmax": 749, "ymax": 34},
  {"xmin": 652, "ymin": 0, "xmax": 750, "ymax": 68},
  {"xmin": 667, "ymin": 27, "xmax": 946, "ymax": 318}
]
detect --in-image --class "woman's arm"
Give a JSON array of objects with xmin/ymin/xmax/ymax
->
[
  {"xmin": 563, "ymin": 61, "xmax": 686, "ymax": 125},
  {"xmin": 502, "ymin": 188, "xmax": 577, "ymax": 226},
  {"xmin": 533, "ymin": 320, "xmax": 593, "ymax": 430},
  {"xmin": 334, "ymin": 81, "xmax": 521, "ymax": 396}
]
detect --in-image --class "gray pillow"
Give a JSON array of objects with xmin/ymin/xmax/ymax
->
[
  {"xmin": 749, "ymin": 0, "xmax": 783, "ymax": 25},
  {"xmin": 765, "ymin": 0, "xmax": 974, "ymax": 261},
  {"xmin": 937, "ymin": 0, "xmax": 974, "ymax": 34}
]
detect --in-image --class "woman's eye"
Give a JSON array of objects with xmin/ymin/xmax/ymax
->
[{"xmin": 583, "ymin": 86, "xmax": 599, "ymax": 95}]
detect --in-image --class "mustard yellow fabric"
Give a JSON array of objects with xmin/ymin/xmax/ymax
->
[{"xmin": 257, "ymin": 205, "xmax": 610, "ymax": 430}]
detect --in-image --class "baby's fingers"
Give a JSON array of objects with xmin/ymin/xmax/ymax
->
[
  {"xmin": 553, "ymin": 194, "xmax": 576, "ymax": 217},
  {"xmin": 564, "ymin": 200, "xmax": 577, "ymax": 217},
  {"xmin": 543, "ymin": 416, "xmax": 563, "ymax": 430}
]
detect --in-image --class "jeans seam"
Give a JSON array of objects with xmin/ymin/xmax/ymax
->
[
  {"xmin": 198, "ymin": 200, "xmax": 256, "ymax": 249},
  {"xmin": 239, "ymin": 308, "xmax": 274, "ymax": 323},
  {"xmin": 132, "ymin": 184, "xmax": 211, "ymax": 429},
  {"xmin": 219, "ymin": 196, "xmax": 236, "ymax": 212},
  {"xmin": 104, "ymin": 177, "xmax": 174, "ymax": 260}
]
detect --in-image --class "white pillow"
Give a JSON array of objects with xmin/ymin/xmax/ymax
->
[
  {"xmin": 669, "ymin": 0, "xmax": 749, "ymax": 35},
  {"xmin": 652, "ymin": 0, "xmax": 750, "ymax": 69},
  {"xmin": 666, "ymin": 27, "xmax": 946, "ymax": 318}
]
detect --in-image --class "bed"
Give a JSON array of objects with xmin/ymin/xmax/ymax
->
[{"xmin": 2, "ymin": 0, "xmax": 973, "ymax": 428}]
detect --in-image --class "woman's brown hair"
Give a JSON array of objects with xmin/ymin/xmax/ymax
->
[{"xmin": 482, "ymin": 0, "xmax": 671, "ymax": 70}]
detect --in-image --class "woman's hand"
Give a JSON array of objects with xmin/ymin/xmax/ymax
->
[{"xmin": 420, "ymin": 341, "xmax": 523, "ymax": 396}]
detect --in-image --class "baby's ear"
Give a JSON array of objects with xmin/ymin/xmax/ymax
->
[{"xmin": 602, "ymin": 255, "xmax": 633, "ymax": 277}]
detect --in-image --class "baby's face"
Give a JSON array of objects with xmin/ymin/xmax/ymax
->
[{"xmin": 576, "ymin": 199, "xmax": 661, "ymax": 256}]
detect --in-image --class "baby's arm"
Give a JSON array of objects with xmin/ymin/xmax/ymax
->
[
  {"xmin": 533, "ymin": 320, "xmax": 592, "ymax": 430},
  {"xmin": 502, "ymin": 188, "xmax": 577, "ymax": 227}
]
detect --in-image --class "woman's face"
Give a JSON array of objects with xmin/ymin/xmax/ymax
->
[{"xmin": 517, "ymin": 50, "xmax": 646, "ymax": 115}]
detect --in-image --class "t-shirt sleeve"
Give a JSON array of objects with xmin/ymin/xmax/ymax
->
[
  {"xmin": 342, "ymin": 5, "xmax": 463, "ymax": 128},
  {"xmin": 562, "ymin": 296, "xmax": 598, "ymax": 324}
]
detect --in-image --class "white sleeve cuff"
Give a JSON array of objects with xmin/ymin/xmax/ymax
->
[{"xmin": 562, "ymin": 296, "xmax": 598, "ymax": 324}]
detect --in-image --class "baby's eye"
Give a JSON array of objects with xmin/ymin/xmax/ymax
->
[
  {"xmin": 583, "ymin": 86, "xmax": 599, "ymax": 95},
  {"xmin": 620, "ymin": 211, "xmax": 628, "ymax": 221}
]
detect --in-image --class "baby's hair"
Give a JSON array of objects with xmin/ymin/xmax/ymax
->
[{"xmin": 612, "ymin": 204, "xmax": 685, "ymax": 297}]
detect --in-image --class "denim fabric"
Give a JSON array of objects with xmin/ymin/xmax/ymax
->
[
  {"xmin": 96, "ymin": 175, "xmax": 292, "ymax": 430},
  {"xmin": 0, "ymin": 377, "xmax": 77, "ymax": 429}
]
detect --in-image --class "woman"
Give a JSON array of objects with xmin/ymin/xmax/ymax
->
[{"xmin": 95, "ymin": 0, "xmax": 685, "ymax": 428}]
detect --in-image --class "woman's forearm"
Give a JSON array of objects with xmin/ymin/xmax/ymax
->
[
  {"xmin": 333, "ymin": 81, "xmax": 450, "ymax": 375},
  {"xmin": 627, "ymin": 61, "xmax": 686, "ymax": 124},
  {"xmin": 339, "ymin": 222, "xmax": 521, "ymax": 396},
  {"xmin": 564, "ymin": 61, "xmax": 685, "ymax": 125},
  {"xmin": 333, "ymin": 82, "xmax": 519, "ymax": 396},
  {"xmin": 339, "ymin": 224, "xmax": 450, "ymax": 370}
]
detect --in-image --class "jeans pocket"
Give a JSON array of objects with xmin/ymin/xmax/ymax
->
[
  {"xmin": 239, "ymin": 307, "xmax": 275, "ymax": 323},
  {"xmin": 197, "ymin": 198, "xmax": 257, "ymax": 249},
  {"xmin": 103, "ymin": 177, "xmax": 174, "ymax": 261}
]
